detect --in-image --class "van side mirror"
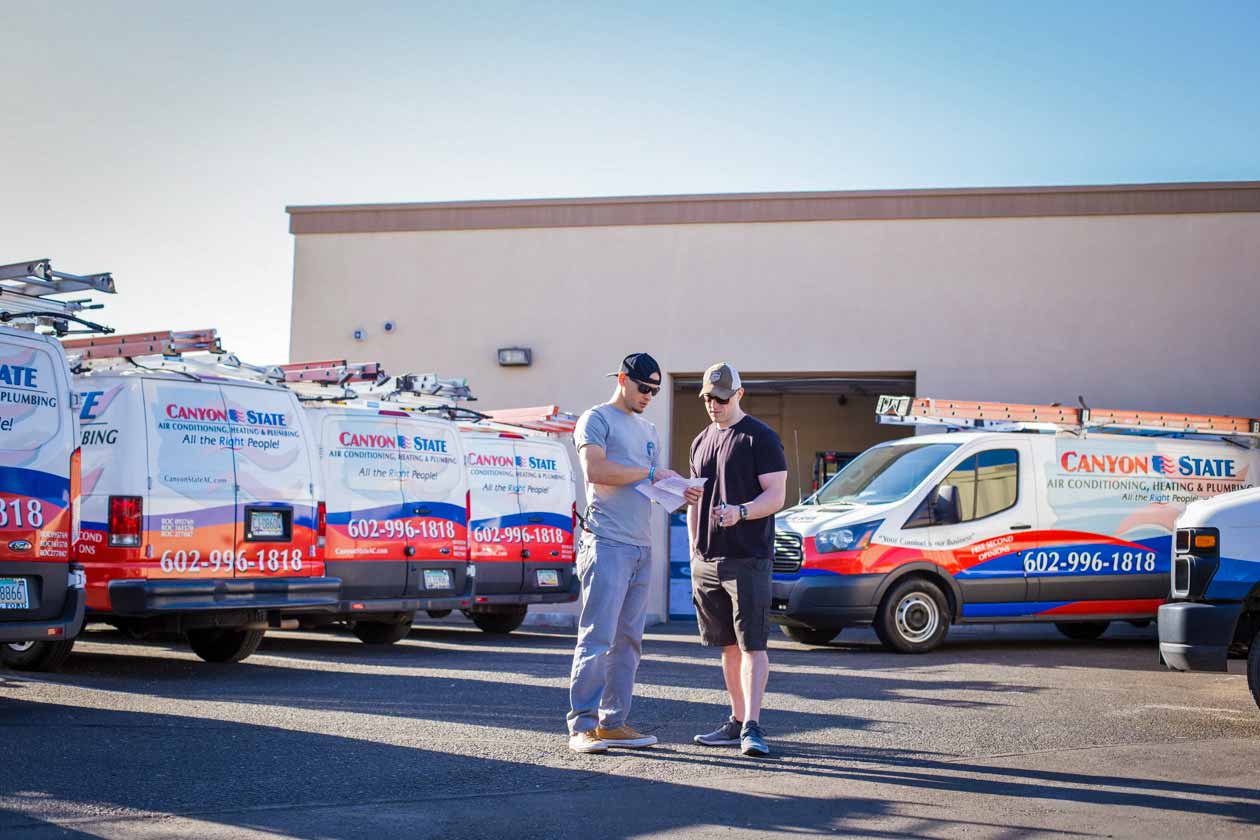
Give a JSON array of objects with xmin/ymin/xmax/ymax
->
[{"xmin": 933, "ymin": 484, "xmax": 961, "ymax": 525}]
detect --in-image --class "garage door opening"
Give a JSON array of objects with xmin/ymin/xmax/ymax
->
[{"xmin": 669, "ymin": 372, "xmax": 917, "ymax": 504}]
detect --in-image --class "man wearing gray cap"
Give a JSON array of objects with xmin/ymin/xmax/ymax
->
[
  {"xmin": 566, "ymin": 353, "xmax": 701, "ymax": 754},
  {"xmin": 688, "ymin": 362, "xmax": 788, "ymax": 757}
]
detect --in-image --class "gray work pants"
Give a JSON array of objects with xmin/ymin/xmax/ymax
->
[{"xmin": 566, "ymin": 537, "xmax": 652, "ymax": 734}]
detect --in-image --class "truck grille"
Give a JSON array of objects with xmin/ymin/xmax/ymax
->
[{"xmin": 774, "ymin": 531, "xmax": 802, "ymax": 574}]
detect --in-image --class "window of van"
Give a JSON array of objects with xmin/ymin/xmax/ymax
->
[
  {"xmin": 937, "ymin": 449, "xmax": 1019, "ymax": 522},
  {"xmin": 811, "ymin": 443, "xmax": 959, "ymax": 506}
]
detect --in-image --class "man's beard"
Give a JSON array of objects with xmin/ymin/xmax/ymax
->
[{"xmin": 629, "ymin": 404, "xmax": 644, "ymax": 414}]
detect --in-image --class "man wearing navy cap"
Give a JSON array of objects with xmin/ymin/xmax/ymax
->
[{"xmin": 566, "ymin": 353, "xmax": 702, "ymax": 753}]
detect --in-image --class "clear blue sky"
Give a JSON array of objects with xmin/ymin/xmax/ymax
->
[{"xmin": 4, "ymin": 1, "xmax": 1257, "ymax": 362}]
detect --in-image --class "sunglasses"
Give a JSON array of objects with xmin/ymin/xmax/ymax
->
[
  {"xmin": 628, "ymin": 378, "xmax": 660, "ymax": 396},
  {"xmin": 702, "ymin": 393, "xmax": 730, "ymax": 405}
]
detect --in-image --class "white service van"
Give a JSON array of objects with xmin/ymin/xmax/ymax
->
[
  {"xmin": 774, "ymin": 397, "xmax": 1260, "ymax": 652},
  {"xmin": 462, "ymin": 429, "xmax": 578, "ymax": 633},
  {"xmin": 0, "ymin": 258, "xmax": 113, "ymax": 672},
  {"xmin": 71, "ymin": 361, "xmax": 340, "ymax": 662},
  {"xmin": 303, "ymin": 404, "xmax": 471, "ymax": 643},
  {"xmin": 0, "ymin": 328, "xmax": 86, "ymax": 669},
  {"xmin": 1158, "ymin": 485, "xmax": 1260, "ymax": 709}
]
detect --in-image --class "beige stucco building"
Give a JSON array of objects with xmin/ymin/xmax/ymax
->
[{"xmin": 287, "ymin": 181, "xmax": 1260, "ymax": 625}]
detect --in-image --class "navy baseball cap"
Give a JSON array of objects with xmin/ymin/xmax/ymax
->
[{"xmin": 607, "ymin": 352, "xmax": 661, "ymax": 383}]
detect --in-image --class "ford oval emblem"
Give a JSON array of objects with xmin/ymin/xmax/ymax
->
[{"xmin": 8, "ymin": 540, "xmax": 32, "ymax": 552}]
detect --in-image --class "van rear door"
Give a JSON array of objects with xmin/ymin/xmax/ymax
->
[
  {"xmin": 224, "ymin": 386, "xmax": 318, "ymax": 578},
  {"xmin": 465, "ymin": 434, "xmax": 525, "ymax": 594},
  {"xmin": 515, "ymin": 439, "xmax": 576, "ymax": 596},
  {"xmin": 143, "ymin": 379, "xmax": 237, "ymax": 578},
  {"xmin": 0, "ymin": 332, "xmax": 73, "ymax": 617},
  {"xmin": 397, "ymin": 415, "xmax": 467, "ymax": 598}
]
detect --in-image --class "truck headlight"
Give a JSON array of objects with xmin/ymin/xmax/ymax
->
[
  {"xmin": 815, "ymin": 528, "xmax": 856, "ymax": 554},
  {"xmin": 812, "ymin": 521, "xmax": 882, "ymax": 555}
]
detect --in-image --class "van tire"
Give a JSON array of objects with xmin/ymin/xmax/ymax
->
[
  {"xmin": 471, "ymin": 606, "xmax": 528, "ymax": 634},
  {"xmin": 353, "ymin": 616, "xmax": 414, "ymax": 645},
  {"xmin": 783, "ymin": 625, "xmax": 841, "ymax": 646},
  {"xmin": 426, "ymin": 609, "xmax": 452, "ymax": 619},
  {"xmin": 1, "ymin": 639, "xmax": 76, "ymax": 672},
  {"xmin": 1054, "ymin": 621, "xmax": 1110, "ymax": 641},
  {"xmin": 874, "ymin": 577, "xmax": 949, "ymax": 653},
  {"xmin": 186, "ymin": 628, "xmax": 265, "ymax": 663},
  {"xmin": 1246, "ymin": 628, "xmax": 1260, "ymax": 711}
]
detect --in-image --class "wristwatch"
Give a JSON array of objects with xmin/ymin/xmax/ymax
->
[{"xmin": 738, "ymin": 504, "xmax": 748, "ymax": 521}]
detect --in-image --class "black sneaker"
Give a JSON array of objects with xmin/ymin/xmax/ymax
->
[
  {"xmin": 694, "ymin": 715, "xmax": 743, "ymax": 746},
  {"xmin": 741, "ymin": 721, "xmax": 770, "ymax": 757}
]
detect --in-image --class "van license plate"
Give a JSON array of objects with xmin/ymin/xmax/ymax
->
[
  {"xmin": 248, "ymin": 510, "xmax": 286, "ymax": 538},
  {"xmin": 0, "ymin": 577, "xmax": 30, "ymax": 610},
  {"xmin": 536, "ymin": 569, "xmax": 560, "ymax": 587},
  {"xmin": 423, "ymin": 569, "xmax": 452, "ymax": 590}
]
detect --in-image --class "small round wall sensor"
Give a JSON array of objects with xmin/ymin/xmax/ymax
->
[
  {"xmin": 383, "ymin": 320, "xmax": 397, "ymax": 334},
  {"xmin": 352, "ymin": 327, "xmax": 366, "ymax": 342}
]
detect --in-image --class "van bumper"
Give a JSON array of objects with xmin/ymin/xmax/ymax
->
[
  {"xmin": 769, "ymin": 573, "xmax": 881, "ymax": 629},
  {"xmin": 469, "ymin": 573, "xmax": 580, "ymax": 608},
  {"xmin": 107, "ymin": 577, "xmax": 342, "ymax": 617},
  {"xmin": 0, "ymin": 583, "xmax": 86, "ymax": 644},
  {"xmin": 1157, "ymin": 600, "xmax": 1244, "ymax": 672},
  {"xmin": 337, "ymin": 576, "xmax": 477, "ymax": 615}
]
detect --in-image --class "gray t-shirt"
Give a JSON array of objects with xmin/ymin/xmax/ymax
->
[{"xmin": 573, "ymin": 403, "xmax": 661, "ymax": 547}]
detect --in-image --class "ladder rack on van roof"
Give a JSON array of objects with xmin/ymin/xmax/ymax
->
[
  {"xmin": 63, "ymin": 329, "xmax": 222, "ymax": 362},
  {"xmin": 876, "ymin": 395, "xmax": 1260, "ymax": 443},
  {"xmin": 0, "ymin": 258, "xmax": 116, "ymax": 334},
  {"xmin": 279, "ymin": 360, "xmax": 386, "ymax": 385}
]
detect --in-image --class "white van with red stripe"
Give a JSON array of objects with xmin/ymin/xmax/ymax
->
[
  {"xmin": 301, "ymin": 405, "xmax": 471, "ymax": 643},
  {"xmin": 66, "ymin": 357, "xmax": 340, "ymax": 663},
  {"xmin": 0, "ymin": 329, "xmax": 86, "ymax": 670},
  {"xmin": 773, "ymin": 397, "xmax": 1260, "ymax": 652},
  {"xmin": 462, "ymin": 429, "xmax": 577, "ymax": 633}
]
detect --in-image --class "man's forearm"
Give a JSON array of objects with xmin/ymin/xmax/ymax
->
[
  {"xmin": 586, "ymin": 460, "xmax": 651, "ymax": 486},
  {"xmin": 742, "ymin": 487, "xmax": 786, "ymax": 521},
  {"xmin": 686, "ymin": 502, "xmax": 698, "ymax": 550}
]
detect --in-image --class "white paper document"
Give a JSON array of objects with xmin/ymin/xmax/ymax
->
[{"xmin": 636, "ymin": 476, "xmax": 706, "ymax": 511}]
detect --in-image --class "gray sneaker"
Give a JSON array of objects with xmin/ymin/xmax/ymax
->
[
  {"xmin": 741, "ymin": 721, "xmax": 770, "ymax": 757},
  {"xmin": 694, "ymin": 715, "xmax": 743, "ymax": 747}
]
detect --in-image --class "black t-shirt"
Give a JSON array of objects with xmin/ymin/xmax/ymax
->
[{"xmin": 690, "ymin": 415, "xmax": 788, "ymax": 560}]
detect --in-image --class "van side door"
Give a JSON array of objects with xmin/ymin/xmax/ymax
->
[{"xmin": 914, "ymin": 442, "xmax": 1036, "ymax": 616}]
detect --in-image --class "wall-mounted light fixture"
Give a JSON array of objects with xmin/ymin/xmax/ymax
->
[{"xmin": 497, "ymin": 347, "xmax": 532, "ymax": 367}]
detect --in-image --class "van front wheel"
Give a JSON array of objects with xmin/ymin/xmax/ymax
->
[
  {"xmin": 186, "ymin": 628, "xmax": 265, "ymax": 663},
  {"xmin": 1054, "ymin": 621, "xmax": 1109, "ymax": 641},
  {"xmin": 1, "ymin": 639, "xmax": 75, "ymax": 672},
  {"xmin": 874, "ymin": 578, "xmax": 949, "ymax": 653}
]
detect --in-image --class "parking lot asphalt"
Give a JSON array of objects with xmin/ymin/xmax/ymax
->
[{"xmin": 2, "ymin": 618, "xmax": 1259, "ymax": 839}]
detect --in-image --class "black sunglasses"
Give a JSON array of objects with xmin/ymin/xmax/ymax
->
[
  {"xmin": 702, "ymin": 393, "xmax": 730, "ymax": 405},
  {"xmin": 629, "ymin": 378, "xmax": 660, "ymax": 396}
]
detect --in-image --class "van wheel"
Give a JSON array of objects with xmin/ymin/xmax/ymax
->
[
  {"xmin": 874, "ymin": 578, "xmax": 949, "ymax": 653},
  {"xmin": 471, "ymin": 606, "xmax": 527, "ymax": 634},
  {"xmin": 1, "ymin": 639, "xmax": 76, "ymax": 672},
  {"xmin": 426, "ymin": 609, "xmax": 452, "ymax": 619},
  {"xmin": 186, "ymin": 628, "xmax": 265, "ymax": 663},
  {"xmin": 1055, "ymin": 621, "xmax": 1110, "ymax": 641},
  {"xmin": 353, "ymin": 615, "xmax": 414, "ymax": 645},
  {"xmin": 783, "ymin": 625, "xmax": 841, "ymax": 646},
  {"xmin": 1246, "ymin": 628, "xmax": 1260, "ymax": 711}
]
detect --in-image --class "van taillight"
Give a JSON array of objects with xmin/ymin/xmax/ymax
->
[
  {"xmin": 572, "ymin": 502, "xmax": 577, "ymax": 533},
  {"xmin": 316, "ymin": 501, "xmax": 327, "ymax": 547},
  {"xmin": 466, "ymin": 490, "xmax": 472, "ymax": 525},
  {"xmin": 108, "ymin": 496, "xmax": 142, "ymax": 547}
]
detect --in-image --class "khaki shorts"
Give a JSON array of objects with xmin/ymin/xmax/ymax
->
[{"xmin": 690, "ymin": 555, "xmax": 772, "ymax": 652}]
